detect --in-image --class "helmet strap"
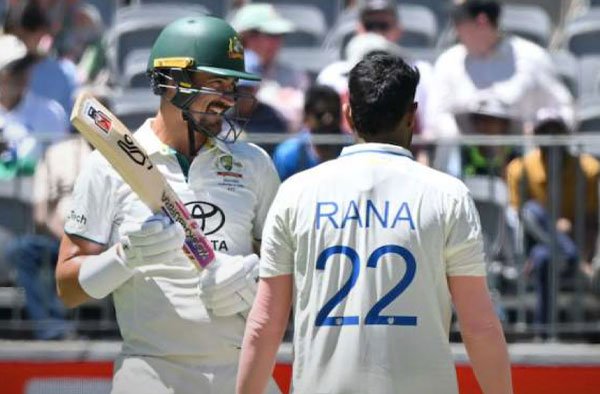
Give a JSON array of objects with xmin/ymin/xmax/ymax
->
[{"xmin": 184, "ymin": 112, "xmax": 196, "ymax": 158}]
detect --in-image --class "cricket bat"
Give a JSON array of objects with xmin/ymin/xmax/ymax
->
[{"xmin": 70, "ymin": 92, "xmax": 215, "ymax": 270}]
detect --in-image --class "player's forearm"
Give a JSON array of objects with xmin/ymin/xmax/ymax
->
[
  {"xmin": 462, "ymin": 319, "xmax": 513, "ymax": 394},
  {"xmin": 237, "ymin": 276, "xmax": 292, "ymax": 394},
  {"xmin": 56, "ymin": 254, "xmax": 92, "ymax": 308}
]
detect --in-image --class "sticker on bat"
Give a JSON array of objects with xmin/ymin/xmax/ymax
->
[
  {"xmin": 86, "ymin": 105, "xmax": 112, "ymax": 134},
  {"xmin": 117, "ymin": 134, "xmax": 154, "ymax": 170}
]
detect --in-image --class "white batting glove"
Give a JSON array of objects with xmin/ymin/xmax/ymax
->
[
  {"xmin": 199, "ymin": 252, "xmax": 259, "ymax": 317},
  {"xmin": 118, "ymin": 214, "xmax": 186, "ymax": 269}
]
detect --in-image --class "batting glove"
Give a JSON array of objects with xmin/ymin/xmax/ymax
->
[
  {"xmin": 118, "ymin": 214, "xmax": 186, "ymax": 269},
  {"xmin": 199, "ymin": 252, "xmax": 259, "ymax": 317}
]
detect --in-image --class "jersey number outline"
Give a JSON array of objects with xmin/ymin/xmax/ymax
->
[{"xmin": 315, "ymin": 244, "xmax": 417, "ymax": 327}]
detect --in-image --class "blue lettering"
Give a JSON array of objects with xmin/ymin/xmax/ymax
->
[
  {"xmin": 341, "ymin": 200, "xmax": 363, "ymax": 228},
  {"xmin": 316, "ymin": 202, "xmax": 339, "ymax": 229},
  {"xmin": 392, "ymin": 202, "xmax": 415, "ymax": 230},
  {"xmin": 366, "ymin": 200, "xmax": 389, "ymax": 228}
]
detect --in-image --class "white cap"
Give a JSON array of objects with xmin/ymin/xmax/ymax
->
[
  {"xmin": 0, "ymin": 35, "xmax": 28, "ymax": 71},
  {"xmin": 467, "ymin": 94, "xmax": 512, "ymax": 120},
  {"xmin": 230, "ymin": 4, "xmax": 295, "ymax": 35},
  {"xmin": 345, "ymin": 32, "xmax": 406, "ymax": 68}
]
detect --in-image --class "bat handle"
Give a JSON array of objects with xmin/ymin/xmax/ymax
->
[{"xmin": 182, "ymin": 238, "xmax": 215, "ymax": 270}]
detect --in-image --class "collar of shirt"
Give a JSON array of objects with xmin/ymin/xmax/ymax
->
[
  {"xmin": 135, "ymin": 118, "xmax": 232, "ymax": 158},
  {"xmin": 340, "ymin": 142, "xmax": 414, "ymax": 160}
]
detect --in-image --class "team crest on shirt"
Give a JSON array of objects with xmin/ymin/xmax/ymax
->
[{"xmin": 215, "ymin": 154, "xmax": 245, "ymax": 190}]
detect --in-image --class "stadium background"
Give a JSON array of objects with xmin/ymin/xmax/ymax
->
[{"xmin": 1, "ymin": 0, "xmax": 600, "ymax": 393}]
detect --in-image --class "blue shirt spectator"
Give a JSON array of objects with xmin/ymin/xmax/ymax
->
[
  {"xmin": 273, "ymin": 130, "xmax": 320, "ymax": 181},
  {"xmin": 272, "ymin": 85, "xmax": 347, "ymax": 181},
  {"xmin": 29, "ymin": 56, "xmax": 78, "ymax": 115}
]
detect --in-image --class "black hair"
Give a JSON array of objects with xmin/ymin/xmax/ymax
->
[
  {"xmin": 451, "ymin": 0, "xmax": 501, "ymax": 27},
  {"xmin": 304, "ymin": 84, "xmax": 341, "ymax": 128},
  {"xmin": 360, "ymin": 0, "xmax": 399, "ymax": 21},
  {"xmin": 20, "ymin": 1, "xmax": 50, "ymax": 32},
  {"xmin": 348, "ymin": 52, "xmax": 419, "ymax": 137}
]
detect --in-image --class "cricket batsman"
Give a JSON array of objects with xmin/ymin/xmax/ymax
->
[{"xmin": 56, "ymin": 16, "xmax": 281, "ymax": 393}]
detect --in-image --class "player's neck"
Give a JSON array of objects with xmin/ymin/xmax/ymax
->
[
  {"xmin": 363, "ymin": 129, "xmax": 412, "ymax": 150},
  {"xmin": 152, "ymin": 111, "xmax": 207, "ymax": 158}
]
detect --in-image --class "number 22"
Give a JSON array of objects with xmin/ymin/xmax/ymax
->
[{"xmin": 315, "ymin": 245, "xmax": 417, "ymax": 327}]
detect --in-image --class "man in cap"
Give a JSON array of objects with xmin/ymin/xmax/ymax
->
[
  {"xmin": 230, "ymin": 3, "xmax": 309, "ymax": 130},
  {"xmin": 55, "ymin": 16, "xmax": 281, "ymax": 393},
  {"xmin": 0, "ymin": 33, "xmax": 67, "ymax": 138}
]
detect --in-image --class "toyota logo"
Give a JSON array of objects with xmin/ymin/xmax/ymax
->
[{"xmin": 185, "ymin": 201, "xmax": 225, "ymax": 235}]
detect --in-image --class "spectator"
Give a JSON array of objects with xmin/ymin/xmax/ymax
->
[
  {"xmin": 457, "ymin": 94, "xmax": 521, "ymax": 177},
  {"xmin": 0, "ymin": 34, "xmax": 67, "ymax": 142},
  {"xmin": 506, "ymin": 109, "xmax": 599, "ymax": 334},
  {"xmin": 428, "ymin": 0, "xmax": 573, "ymax": 174},
  {"xmin": 6, "ymin": 1, "xmax": 79, "ymax": 115},
  {"xmin": 230, "ymin": 3, "xmax": 309, "ymax": 130},
  {"xmin": 4, "ymin": 106, "xmax": 92, "ymax": 339},
  {"xmin": 317, "ymin": 0, "xmax": 435, "ymax": 148},
  {"xmin": 237, "ymin": 50, "xmax": 289, "ymax": 135},
  {"xmin": 273, "ymin": 85, "xmax": 347, "ymax": 181}
]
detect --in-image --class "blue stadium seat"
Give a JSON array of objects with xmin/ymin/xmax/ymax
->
[
  {"xmin": 323, "ymin": 4, "xmax": 438, "ymax": 59},
  {"xmin": 105, "ymin": 4, "xmax": 210, "ymax": 79},
  {"xmin": 563, "ymin": 7, "xmax": 600, "ymax": 57},
  {"xmin": 274, "ymin": 4, "xmax": 328, "ymax": 47},
  {"xmin": 122, "ymin": 49, "xmax": 151, "ymax": 89},
  {"xmin": 500, "ymin": 4, "xmax": 552, "ymax": 47},
  {"xmin": 576, "ymin": 95, "xmax": 600, "ymax": 133},
  {"xmin": 577, "ymin": 55, "xmax": 600, "ymax": 98},
  {"xmin": 550, "ymin": 50, "xmax": 579, "ymax": 98},
  {"xmin": 109, "ymin": 89, "xmax": 160, "ymax": 132},
  {"xmin": 131, "ymin": 0, "xmax": 226, "ymax": 17},
  {"xmin": 267, "ymin": 0, "xmax": 342, "ymax": 27}
]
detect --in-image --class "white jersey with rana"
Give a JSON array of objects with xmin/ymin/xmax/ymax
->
[
  {"xmin": 260, "ymin": 143, "xmax": 486, "ymax": 394},
  {"xmin": 65, "ymin": 119, "xmax": 280, "ymax": 358}
]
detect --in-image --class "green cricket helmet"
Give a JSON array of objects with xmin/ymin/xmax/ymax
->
[
  {"xmin": 147, "ymin": 16, "xmax": 260, "ymax": 145},
  {"xmin": 147, "ymin": 16, "xmax": 260, "ymax": 81}
]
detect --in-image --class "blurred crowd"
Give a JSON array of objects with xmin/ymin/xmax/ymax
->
[{"xmin": 1, "ymin": 0, "xmax": 600, "ymax": 341}]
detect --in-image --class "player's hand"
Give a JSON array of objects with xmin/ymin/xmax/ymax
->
[
  {"xmin": 118, "ymin": 214, "xmax": 185, "ymax": 269},
  {"xmin": 198, "ymin": 252, "xmax": 259, "ymax": 317}
]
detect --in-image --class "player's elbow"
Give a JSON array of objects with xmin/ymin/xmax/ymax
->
[{"xmin": 56, "ymin": 271, "xmax": 89, "ymax": 309}]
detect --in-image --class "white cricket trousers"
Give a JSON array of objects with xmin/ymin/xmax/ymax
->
[{"xmin": 111, "ymin": 354, "xmax": 282, "ymax": 394}]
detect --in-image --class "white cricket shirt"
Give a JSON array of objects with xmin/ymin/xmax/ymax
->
[
  {"xmin": 65, "ymin": 119, "xmax": 280, "ymax": 359},
  {"xmin": 260, "ymin": 143, "xmax": 486, "ymax": 394}
]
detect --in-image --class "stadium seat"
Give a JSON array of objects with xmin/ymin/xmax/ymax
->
[
  {"xmin": 550, "ymin": 50, "xmax": 579, "ymax": 98},
  {"xmin": 576, "ymin": 95, "xmax": 600, "ymax": 133},
  {"xmin": 122, "ymin": 48, "xmax": 151, "ymax": 89},
  {"xmin": 463, "ymin": 175, "xmax": 520, "ymax": 300},
  {"xmin": 109, "ymin": 89, "xmax": 160, "ymax": 131},
  {"xmin": 398, "ymin": 4, "xmax": 439, "ymax": 48},
  {"xmin": 563, "ymin": 7, "xmax": 600, "ymax": 57},
  {"xmin": 500, "ymin": 4, "xmax": 552, "ymax": 47},
  {"xmin": 323, "ymin": 4, "xmax": 438, "ymax": 60},
  {"xmin": 130, "ymin": 0, "xmax": 227, "ymax": 17},
  {"xmin": 577, "ymin": 55, "xmax": 600, "ymax": 98},
  {"xmin": 267, "ymin": 0, "xmax": 341, "ymax": 27},
  {"xmin": 0, "ymin": 177, "xmax": 34, "ymax": 286},
  {"xmin": 105, "ymin": 4, "xmax": 210, "ymax": 79},
  {"xmin": 274, "ymin": 4, "xmax": 328, "ymax": 47}
]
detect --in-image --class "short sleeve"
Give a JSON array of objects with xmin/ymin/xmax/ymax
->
[
  {"xmin": 252, "ymin": 146, "xmax": 281, "ymax": 240},
  {"xmin": 64, "ymin": 152, "xmax": 118, "ymax": 244},
  {"xmin": 444, "ymin": 191, "xmax": 486, "ymax": 276},
  {"xmin": 259, "ymin": 183, "xmax": 295, "ymax": 278}
]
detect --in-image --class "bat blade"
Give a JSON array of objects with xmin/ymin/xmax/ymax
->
[{"xmin": 70, "ymin": 92, "xmax": 215, "ymax": 269}]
